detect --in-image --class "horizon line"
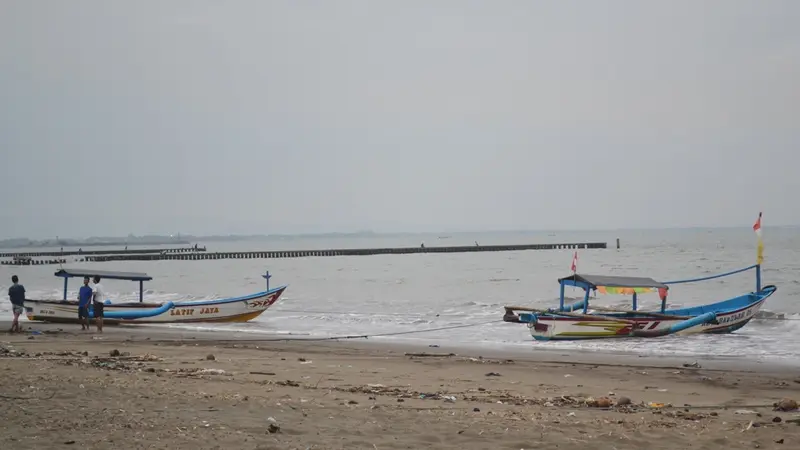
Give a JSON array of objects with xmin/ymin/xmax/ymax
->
[{"xmin": 2, "ymin": 223, "xmax": 796, "ymax": 242}]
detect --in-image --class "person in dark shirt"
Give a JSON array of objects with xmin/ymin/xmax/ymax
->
[
  {"xmin": 77, "ymin": 276, "xmax": 93, "ymax": 330},
  {"xmin": 8, "ymin": 275, "xmax": 25, "ymax": 333}
]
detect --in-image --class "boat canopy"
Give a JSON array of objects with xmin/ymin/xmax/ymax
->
[
  {"xmin": 558, "ymin": 274, "xmax": 669, "ymax": 294},
  {"xmin": 54, "ymin": 268, "xmax": 153, "ymax": 282}
]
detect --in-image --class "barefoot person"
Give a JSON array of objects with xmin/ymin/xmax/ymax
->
[
  {"xmin": 77, "ymin": 276, "xmax": 92, "ymax": 330},
  {"xmin": 91, "ymin": 276, "xmax": 105, "ymax": 333},
  {"xmin": 8, "ymin": 275, "xmax": 25, "ymax": 333}
]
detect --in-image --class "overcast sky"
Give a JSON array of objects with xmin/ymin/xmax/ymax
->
[{"xmin": 1, "ymin": 1, "xmax": 798, "ymax": 239}]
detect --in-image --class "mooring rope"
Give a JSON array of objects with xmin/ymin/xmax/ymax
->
[
  {"xmin": 16, "ymin": 319, "xmax": 507, "ymax": 344},
  {"xmin": 663, "ymin": 264, "xmax": 758, "ymax": 285}
]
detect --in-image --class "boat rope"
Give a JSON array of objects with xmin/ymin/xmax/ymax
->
[
  {"xmin": 271, "ymin": 308, "xmax": 465, "ymax": 317},
  {"xmin": 663, "ymin": 264, "xmax": 758, "ymax": 285},
  {"xmin": 16, "ymin": 319, "xmax": 507, "ymax": 344},
  {"xmin": 285, "ymin": 318, "xmax": 506, "ymax": 341}
]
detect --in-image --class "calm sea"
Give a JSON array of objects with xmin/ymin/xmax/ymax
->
[{"xmin": 2, "ymin": 228, "xmax": 799, "ymax": 364}]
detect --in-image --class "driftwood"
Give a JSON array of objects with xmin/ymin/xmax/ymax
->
[
  {"xmin": 404, "ymin": 352, "xmax": 456, "ymax": 358},
  {"xmin": 0, "ymin": 391, "xmax": 55, "ymax": 400}
]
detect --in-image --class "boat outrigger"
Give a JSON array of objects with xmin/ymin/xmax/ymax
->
[
  {"xmin": 503, "ymin": 214, "xmax": 776, "ymax": 340},
  {"xmin": 24, "ymin": 268, "xmax": 287, "ymax": 325}
]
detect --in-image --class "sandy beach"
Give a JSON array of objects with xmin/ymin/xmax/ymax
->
[{"xmin": 1, "ymin": 323, "xmax": 799, "ymax": 450}]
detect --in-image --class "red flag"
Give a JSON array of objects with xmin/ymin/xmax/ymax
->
[
  {"xmin": 753, "ymin": 212, "xmax": 762, "ymax": 235},
  {"xmin": 570, "ymin": 251, "xmax": 578, "ymax": 273}
]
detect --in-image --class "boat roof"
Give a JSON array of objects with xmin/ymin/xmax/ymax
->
[
  {"xmin": 558, "ymin": 274, "xmax": 668, "ymax": 290},
  {"xmin": 54, "ymin": 268, "xmax": 153, "ymax": 282}
]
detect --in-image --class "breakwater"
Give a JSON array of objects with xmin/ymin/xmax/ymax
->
[
  {"xmin": 85, "ymin": 242, "xmax": 606, "ymax": 262},
  {"xmin": 0, "ymin": 246, "xmax": 205, "ymax": 258},
  {"xmin": 0, "ymin": 242, "xmax": 607, "ymax": 265}
]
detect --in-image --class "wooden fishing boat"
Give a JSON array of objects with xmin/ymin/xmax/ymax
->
[
  {"xmin": 502, "ymin": 266, "xmax": 776, "ymax": 340},
  {"xmin": 504, "ymin": 214, "xmax": 774, "ymax": 341},
  {"xmin": 24, "ymin": 268, "xmax": 287, "ymax": 325}
]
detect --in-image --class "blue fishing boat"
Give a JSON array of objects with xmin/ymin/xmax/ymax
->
[
  {"xmin": 24, "ymin": 268, "xmax": 287, "ymax": 325},
  {"xmin": 503, "ymin": 214, "xmax": 776, "ymax": 340}
]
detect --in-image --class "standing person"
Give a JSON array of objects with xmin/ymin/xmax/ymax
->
[
  {"xmin": 8, "ymin": 275, "xmax": 25, "ymax": 333},
  {"xmin": 77, "ymin": 276, "xmax": 92, "ymax": 330},
  {"xmin": 91, "ymin": 276, "xmax": 105, "ymax": 333}
]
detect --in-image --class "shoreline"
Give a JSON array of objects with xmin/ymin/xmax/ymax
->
[
  {"xmin": 2, "ymin": 321, "xmax": 800, "ymax": 449},
  {"xmin": 7, "ymin": 321, "xmax": 800, "ymax": 373}
]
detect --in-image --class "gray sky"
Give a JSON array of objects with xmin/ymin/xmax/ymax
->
[{"xmin": 1, "ymin": 1, "xmax": 798, "ymax": 239}]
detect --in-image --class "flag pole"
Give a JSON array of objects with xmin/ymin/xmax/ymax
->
[
  {"xmin": 753, "ymin": 212, "xmax": 763, "ymax": 292},
  {"xmin": 570, "ymin": 250, "xmax": 578, "ymax": 302}
]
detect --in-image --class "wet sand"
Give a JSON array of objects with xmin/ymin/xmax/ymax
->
[{"xmin": 1, "ymin": 322, "xmax": 799, "ymax": 449}]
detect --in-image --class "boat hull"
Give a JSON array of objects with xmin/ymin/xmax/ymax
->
[
  {"xmin": 24, "ymin": 286, "xmax": 287, "ymax": 325},
  {"xmin": 523, "ymin": 286, "xmax": 776, "ymax": 341}
]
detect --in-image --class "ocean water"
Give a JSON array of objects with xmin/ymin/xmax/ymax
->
[{"xmin": 2, "ymin": 228, "xmax": 799, "ymax": 364}]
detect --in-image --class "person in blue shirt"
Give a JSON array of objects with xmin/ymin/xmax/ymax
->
[
  {"xmin": 8, "ymin": 275, "xmax": 25, "ymax": 333},
  {"xmin": 77, "ymin": 276, "xmax": 93, "ymax": 330}
]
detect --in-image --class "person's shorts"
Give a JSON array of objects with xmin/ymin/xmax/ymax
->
[
  {"xmin": 92, "ymin": 302, "xmax": 104, "ymax": 318},
  {"xmin": 78, "ymin": 306, "xmax": 89, "ymax": 319},
  {"xmin": 12, "ymin": 304, "xmax": 23, "ymax": 315}
]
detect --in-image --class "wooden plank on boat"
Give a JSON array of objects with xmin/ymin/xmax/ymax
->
[
  {"xmin": 503, "ymin": 306, "xmax": 636, "ymax": 324},
  {"xmin": 589, "ymin": 306, "xmax": 692, "ymax": 320}
]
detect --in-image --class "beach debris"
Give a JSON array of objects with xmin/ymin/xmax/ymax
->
[
  {"xmin": 648, "ymin": 402, "xmax": 666, "ymax": 409},
  {"xmin": 193, "ymin": 368, "xmax": 227, "ymax": 376},
  {"xmin": 473, "ymin": 407, "xmax": 480, "ymax": 412},
  {"xmin": 298, "ymin": 357, "xmax": 307, "ymax": 362},
  {"xmin": 109, "ymin": 349, "xmax": 121, "ymax": 357},
  {"xmin": 776, "ymin": 438, "xmax": 784, "ymax": 444},
  {"xmin": 735, "ymin": 410, "xmax": 759, "ymax": 415},
  {"xmin": 616, "ymin": 397, "xmax": 632, "ymax": 406},
  {"xmin": 485, "ymin": 372, "xmax": 501, "ymax": 377},
  {"xmin": 206, "ymin": 354, "xmax": 216, "ymax": 361},
  {"xmin": 266, "ymin": 417, "xmax": 280, "ymax": 434},
  {"xmin": 586, "ymin": 397, "xmax": 613, "ymax": 408},
  {"xmin": 773, "ymin": 417, "xmax": 782, "ymax": 423},
  {"xmin": 774, "ymin": 398, "xmax": 798, "ymax": 412},
  {"xmin": 249, "ymin": 371, "xmax": 276, "ymax": 376},
  {"xmin": 682, "ymin": 361, "xmax": 701, "ymax": 368},
  {"xmin": 429, "ymin": 344, "xmax": 440, "ymax": 348},
  {"xmin": 405, "ymin": 352, "xmax": 456, "ymax": 358},
  {"xmin": 464, "ymin": 356, "xmax": 514, "ymax": 365}
]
